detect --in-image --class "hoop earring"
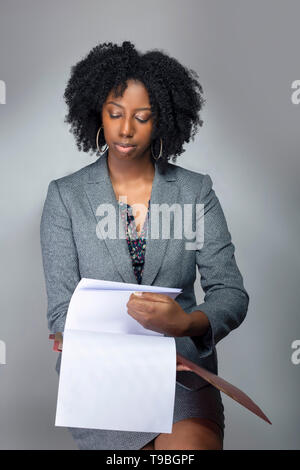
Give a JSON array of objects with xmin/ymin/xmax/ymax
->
[
  {"xmin": 151, "ymin": 138, "xmax": 163, "ymax": 161},
  {"xmin": 96, "ymin": 126, "xmax": 109, "ymax": 156}
]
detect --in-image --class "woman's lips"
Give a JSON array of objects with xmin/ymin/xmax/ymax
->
[{"xmin": 115, "ymin": 144, "xmax": 136, "ymax": 154}]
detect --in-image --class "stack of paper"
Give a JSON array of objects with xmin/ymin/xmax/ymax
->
[{"xmin": 55, "ymin": 278, "xmax": 182, "ymax": 433}]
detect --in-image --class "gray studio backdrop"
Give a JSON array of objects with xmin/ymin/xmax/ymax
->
[{"xmin": 0, "ymin": 0, "xmax": 299, "ymax": 450}]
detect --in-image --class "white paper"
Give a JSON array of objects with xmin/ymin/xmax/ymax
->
[{"xmin": 55, "ymin": 278, "xmax": 182, "ymax": 433}]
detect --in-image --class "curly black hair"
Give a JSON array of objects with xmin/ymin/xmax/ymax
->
[{"xmin": 63, "ymin": 40, "xmax": 205, "ymax": 173}]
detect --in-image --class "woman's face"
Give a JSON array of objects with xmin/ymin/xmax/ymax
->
[{"xmin": 101, "ymin": 79, "xmax": 154, "ymax": 163}]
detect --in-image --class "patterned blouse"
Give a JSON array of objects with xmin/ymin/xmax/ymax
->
[{"xmin": 118, "ymin": 200, "xmax": 150, "ymax": 284}]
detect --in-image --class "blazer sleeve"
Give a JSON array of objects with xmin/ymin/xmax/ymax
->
[
  {"xmin": 40, "ymin": 180, "xmax": 81, "ymax": 334},
  {"xmin": 189, "ymin": 174, "xmax": 250, "ymax": 357}
]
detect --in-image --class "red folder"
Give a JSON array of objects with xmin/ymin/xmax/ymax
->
[
  {"xmin": 176, "ymin": 352, "xmax": 272, "ymax": 425},
  {"xmin": 49, "ymin": 333, "xmax": 62, "ymax": 352},
  {"xmin": 49, "ymin": 334, "xmax": 271, "ymax": 425}
]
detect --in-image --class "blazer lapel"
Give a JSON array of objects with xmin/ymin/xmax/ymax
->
[
  {"xmin": 142, "ymin": 163, "xmax": 179, "ymax": 286},
  {"xmin": 83, "ymin": 149, "xmax": 179, "ymax": 286}
]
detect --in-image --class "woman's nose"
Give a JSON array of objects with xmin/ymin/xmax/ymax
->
[{"xmin": 119, "ymin": 118, "xmax": 134, "ymax": 137}]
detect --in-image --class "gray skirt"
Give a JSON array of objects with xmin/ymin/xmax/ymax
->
[{"xmin": 55, "ymin": 353, "xmax": 225, "ymax": 450}]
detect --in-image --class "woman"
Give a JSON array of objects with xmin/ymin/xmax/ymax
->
[{"xmin": 40, "ymin": 41, "xmax": 249, "ymax": 450}]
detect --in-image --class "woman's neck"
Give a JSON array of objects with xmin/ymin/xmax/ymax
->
[{"xmin": 107, "ymin": 151, "xmax": 155, "ymax": 186}]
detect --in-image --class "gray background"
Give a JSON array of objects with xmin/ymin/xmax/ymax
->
[{"xmin": 0, "ymin": 0, "xmax": 299, "ymax": 450}]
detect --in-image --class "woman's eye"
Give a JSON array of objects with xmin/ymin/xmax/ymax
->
[{"xmin": 109, "ymin": 114, "xmax": 149, "ymax": 123}]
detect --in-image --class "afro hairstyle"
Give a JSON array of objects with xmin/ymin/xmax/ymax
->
[{"xmin": 63, "ymin": 40, "xmax": 205, "ymax": 173}]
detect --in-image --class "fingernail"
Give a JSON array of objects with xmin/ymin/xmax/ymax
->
[{"xmin": 133, "ymin": 292, "xmax": 143, "ymax": 296}]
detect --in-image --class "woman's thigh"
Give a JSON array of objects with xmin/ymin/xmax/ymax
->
[
  {"xmin": 154, "ymin": 417, "xmax": 223, "ymax": 450},
  {"xmin": 140, "ymin": 438, "xmax": 155, "ymax": 450}
]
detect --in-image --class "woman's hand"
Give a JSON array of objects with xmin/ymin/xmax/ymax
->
[
  {"xmin": 126, "ymin": 292, "xmax": 191, "ymax": 338},
  {"xmin": 176, "ymin": 358, "xmax": 192, "ymax": 371}
]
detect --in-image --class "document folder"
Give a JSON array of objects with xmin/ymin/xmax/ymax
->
[{"xmin": 49, "ymin": 332, "xmax": 272, "ymax": 426}]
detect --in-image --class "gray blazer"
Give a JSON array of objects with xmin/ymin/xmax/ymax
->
[{"xmin": 40, "ymin": 149, "xmax": 249, "ymax": 391}]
